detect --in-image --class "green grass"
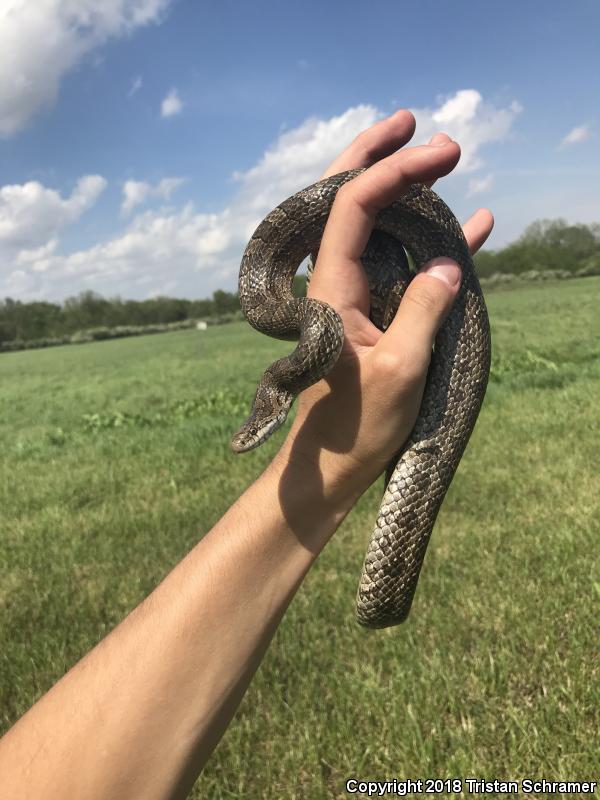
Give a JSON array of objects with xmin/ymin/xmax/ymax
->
[{"xmin": 1, "ymin": 278, "xmax": 599, "ymax": 799}]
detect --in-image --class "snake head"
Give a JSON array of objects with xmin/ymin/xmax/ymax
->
[
  {"xmin": 230, "ymin": 384, "xmax": 294, "ymax": 453},
  {"xmin": 230, "ymin": 417, "xmax": 281, "ymax": 453}
]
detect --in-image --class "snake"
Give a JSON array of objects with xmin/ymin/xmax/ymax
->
[{"xmin": 231, "ymin": 168, "xmax": 491, "ymax": 628}]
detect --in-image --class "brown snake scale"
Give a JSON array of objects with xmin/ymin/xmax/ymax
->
[{"xmin": 231, "ymin": 169, "xmax": 491, "ymax": 628}]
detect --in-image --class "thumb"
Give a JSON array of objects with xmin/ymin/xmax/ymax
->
[{"xmin": 380, "ymin": 257, "xmax": 462, "ymax": 370}]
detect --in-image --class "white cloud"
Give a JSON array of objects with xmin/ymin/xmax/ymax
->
[
  {"xmin": 128, "ymin": 75, "xmax": 143, "ymax": 97},
  {"xmin": 0, "ymin": 1, "xmax": 173, "ymax": 137},
  {"xmin": 16, "ymin": 239, "xmax": 59, "ymax": 266},
  {"xmin": 3, "ymin": 268, "xmax": 36, "ymax": 296},
  {"xmin": 121, "ymin": 182, "xmax": 151, "ymax": 216},
  {"xmin": 559, "ymin": 124, "xmax": 591, "ymax": 148},
  {"xmin": 231, "ymin": 104, "xmax": 380, "ymax": 220},
  {"xmin": 411, "ymin": 89, "xmax": 523, "ymax": 172},
  {"xmin": 467, "ymin": 173, "xmax": 494, "ymax": 197},
  {"xmin": 6, "ymin": 204, "xmax": 233, "ymax": 299},
  {"xmin": 161, "ymin": 88, "xmax": 183, "ymax": 118},
  {"xmin": 1, "ymin": 90, "xmax": 521, "ymax": 300},
  {"xmin": 121, "ymin": 177, "xmax": 185, "ymax": 215},
  {"xmin": 0, "ymin": 176, "xmax": 106, "ymax": 250}
]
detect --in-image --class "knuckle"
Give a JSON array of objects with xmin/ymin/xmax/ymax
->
[
  {"xmin": 372, "ymin": 346, "xmax": 430, "ymax": 384},
  {"xmin": 399, "ymin": 344, "xmax": 432, "ymax": 384},
  {"xmin": 354, "ymin": 130, "xmax": 375, "ymax": 161},
  {"xmin": 333, "ymin": 181, "xmax": 359, "ymax": 210},
  {"xmin": 334, "ymin": 180, "xmax": 370, "ymax": 216},
  {"xmin": 334, "ymin": 182, "xmax": 354, "ymax": 203},
  {"xmin": 372, "ymin": 349, "xmax": 400, "ymax": 378},
  {"xmin": 404, "ymin": 283, "xmax": 441, "ymax": 314}
]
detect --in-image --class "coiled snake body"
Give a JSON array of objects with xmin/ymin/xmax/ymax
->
[{"xmin": 231, "ymin": 169, "xmax": 491, "ymax": 628}]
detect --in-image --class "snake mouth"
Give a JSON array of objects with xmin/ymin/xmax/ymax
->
[
  {"xmin": 230, "ymin": 413, "xmax": 286, "ymax": 453},
  {"xmin": 230, "ymin": 387, "xmax": 295, "ymax": 453}
]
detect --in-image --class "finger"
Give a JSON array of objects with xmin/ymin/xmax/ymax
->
[
  {"xmin": 379, "ymin": 258, "xmax": 462, "ymax": 371},
  {"xmin": 320, "ymin": 109, "xmax": 416, "ymax": 179},
  {"xmin": 310, "ymin": 141, "xmax": 461, "ymax": 311},
  {"xmin": 423, "ymin": 133, "xmax": 453, "ymax": 188},
  {"xmin": 462, "ymin": 208, "xmax": 494, "ymax": 254},
  {"xmin": 319, "ymin": 141, "xmax": 461, "ymax": 265}
]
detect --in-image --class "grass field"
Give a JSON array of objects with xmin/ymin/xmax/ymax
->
[{"xmin": 1, "ymin": 278, "xmax": 599, "ymax": 798}]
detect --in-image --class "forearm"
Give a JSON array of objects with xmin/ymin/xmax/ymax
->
[{"xmin": 0, "ymin": 444, "xmax": 355, "ymax": 800}]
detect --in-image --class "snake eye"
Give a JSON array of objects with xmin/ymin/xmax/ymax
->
[{"xmin": 250, "ymin": 427, "xmax": 257, "ymax": 436}]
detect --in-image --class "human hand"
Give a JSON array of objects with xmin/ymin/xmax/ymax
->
[{"xmin": 277, "ymin": 109, "xmax": 494, "ymax": 510}]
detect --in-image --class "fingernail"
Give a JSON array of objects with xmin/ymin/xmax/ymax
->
[
  {"xmin": 429, "ymin": 133, "xmax": 450, "ymax": 147},
  {"xmin": 422, "ymin": 258, "xmax": 462, "ymax": 287}
]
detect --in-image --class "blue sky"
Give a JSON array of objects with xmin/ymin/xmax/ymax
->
[{"xmin": 1, "ymin": 0, "xmax": 598, "ymax": 301}]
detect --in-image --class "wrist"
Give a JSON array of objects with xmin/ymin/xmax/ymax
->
[{"xmin": 270, "ymin": 426, "xmax": 373, "ymax": 531}]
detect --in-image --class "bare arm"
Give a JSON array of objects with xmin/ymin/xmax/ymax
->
[{"xmin": 0, "ymin": 110, "xmax": 493, "ymax": 800}]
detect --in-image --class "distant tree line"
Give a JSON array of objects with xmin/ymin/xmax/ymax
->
[
  {"xmin": 474, "ymin": 218, "xmax": 600, "ymax": 280},
  {"xmin": 0, "ymin": 277, "xmax": 308, "ymax": 347},
  {"xmin": 1, "ymin": 218, "xmax": 599, "ymax": 348},
  {"xmin": 0, "ymin": 288, "xmax": 242, "ymax": 345}
]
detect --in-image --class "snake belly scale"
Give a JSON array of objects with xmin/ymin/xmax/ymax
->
[{"xmin": 231, "ymin": 169, "xmax": 491, "ymax": 629}]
